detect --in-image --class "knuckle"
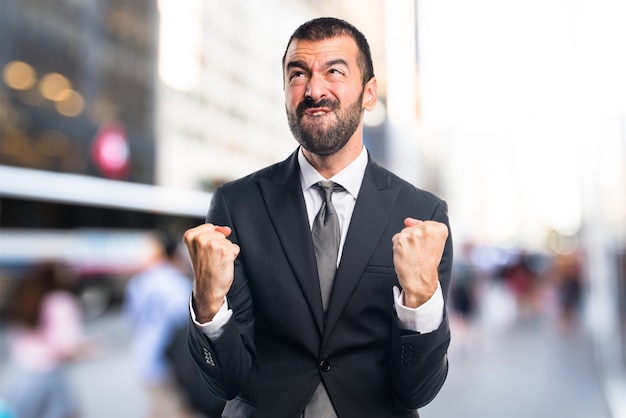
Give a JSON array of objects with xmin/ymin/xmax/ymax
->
[
  {"xmin": 183, "ymin": 228, "xmax": 196, "ymax": 243},
  {"xmin": 435, "ymin": 223, "xmax": 448, "ymax": 238}
]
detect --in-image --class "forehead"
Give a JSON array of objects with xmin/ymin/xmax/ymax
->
[{"xmin": 284, "ymin": 36, "xmax": 359, "ymax": 68}]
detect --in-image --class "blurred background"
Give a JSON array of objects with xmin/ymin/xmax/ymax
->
[{"xmin": 0, "ymin": 0, "xmax": 625, "ymax": 417}]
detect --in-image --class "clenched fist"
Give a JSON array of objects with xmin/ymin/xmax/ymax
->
[
  {"xmin": 184, "ymin": 223, "xmax": 240, "ymax": 322},
  {"xmin": 392, "ymin": 218, "xmax": 448, "ymax": 308}
]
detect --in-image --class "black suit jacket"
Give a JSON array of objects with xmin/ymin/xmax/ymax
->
[{"xmin": 188, "ymin": 149, "xmax": 453, "ymax": 418}]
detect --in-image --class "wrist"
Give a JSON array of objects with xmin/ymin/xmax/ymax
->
[
  {"xmin": 402, "ymin": 291, "xmax": 430, "ymax": 309},
  {"xmin": 192, "ymin": 292, "xmax": 224, "ymax": 323},
  {"xmin": 401, "ymin": 281, "xmax": 438, "ymax": 309}
]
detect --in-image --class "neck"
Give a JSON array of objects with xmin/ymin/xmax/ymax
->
[{"xmin": 302, "ymin": 138, "xmax": 363, "ymax": 179}]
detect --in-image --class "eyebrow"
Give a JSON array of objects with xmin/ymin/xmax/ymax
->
[
  {"xmin": 325, "ymin": 58, "xmax": 349, "ymax": 68},
  {"xmin": 286, "ymin": 60, "xmax": 308, "ymax": 72},
  {"xmin": 286, "ymin": 58, "xmax": 350, "ymax": 72}
]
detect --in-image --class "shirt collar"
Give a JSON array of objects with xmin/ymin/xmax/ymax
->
[{"xmin": 298, "ymin": 146, "xmax": 368, "ymax": 199}]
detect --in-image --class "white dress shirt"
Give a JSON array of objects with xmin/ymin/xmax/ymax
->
[{"xmin": 192, "ymin": 146, "xmax": 444, "ymax": 338}]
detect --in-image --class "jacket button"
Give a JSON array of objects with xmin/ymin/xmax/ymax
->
[{"xmin": 319, "ymin": 360, "xmax": 331, "ymax": 372}]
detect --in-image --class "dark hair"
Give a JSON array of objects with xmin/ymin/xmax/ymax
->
[
  {"xmin": 158, "ymin": 230, "xmax": 180, "ymax": 259},
  {"xmin": 7, "ymin": 261, "xmax": 76, "ymax": 328},
  {"xmin": 282, "ymin": 17, "xmax": 375, "ymax": 87}
]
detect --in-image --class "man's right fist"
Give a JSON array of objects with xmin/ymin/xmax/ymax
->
[{"xmin": 184, "ymin": 223, "xmax": 240, "ymax": 322}]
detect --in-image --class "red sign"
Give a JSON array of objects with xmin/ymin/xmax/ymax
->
[{"xmin": 91, "ymin": 124, "xmax": 130, "ymax": 179}]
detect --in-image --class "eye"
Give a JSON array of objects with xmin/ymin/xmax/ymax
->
[
  {"xmin": 289, "ymin": 71, "xmax": 307, "ymax": 81},
  {"xmin": 288, "ymin": 71, "xmax": 309, "ymax": 86},
  {"xmin": 326, "ymin": 68, "xmax": 347, "ymax": 81}
]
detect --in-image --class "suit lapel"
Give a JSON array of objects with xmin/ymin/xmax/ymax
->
[
  {"xmin": 324, "ymin": 162, "xmax": 400, "ymax": 340},
  {"xmin": 258, "ymin": 153, "xmax": 401, "ymax": 338},
  {"xmin": 259, "ymin": 151, "xmax": 325, "ymax": 333}
]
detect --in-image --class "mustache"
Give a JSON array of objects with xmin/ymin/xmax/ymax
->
[{"xmin": 296, "ymin": 97, "xmax": 338, "ymax": 115}]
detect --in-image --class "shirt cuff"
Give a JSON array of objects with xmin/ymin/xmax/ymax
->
[
  {"xmin": 393, "ymin": 282, "xmax": 444, "ymax": 334},
  {"xmin": 189, "ymin": 296, "xmax": 233, "ymax": 340}
]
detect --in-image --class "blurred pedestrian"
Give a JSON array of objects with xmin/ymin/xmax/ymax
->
[
  {"xmin": 449, "ymin": 243, "xmax": 479, "ymax": 353},
  {"xmin": 554, "ymin": 248, "xmax": 584, "ymax": 334},
  {"xmin": 125, "ymin": 231, "xmax": 221, "ymax": 418},
  {"xmin": 501, "ymin": 252, "xmax": 539, "ymax": 317},
  {"xmin": 450, "ymin": 243, "xmax": 478, "ymax": 320},
  {"xmin": 1, "ymin": 261, "xmax": 94, "ymax": 418},
  {"xmin": 479, "ymin": 253, "xmax": 519, "ymax": 334}
]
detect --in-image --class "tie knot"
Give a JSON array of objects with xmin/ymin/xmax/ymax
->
[{"xmin": 314, "ymin": 181, "xmax": 343, "ymax": 202}]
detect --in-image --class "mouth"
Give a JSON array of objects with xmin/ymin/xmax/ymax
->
[
  {"xmin": 304, "ymin": 107, "xmax": 331, "ymax": 117},
  {"xmin": 298, "ymin": 97, "xmax": 337, "ymax": 117}
]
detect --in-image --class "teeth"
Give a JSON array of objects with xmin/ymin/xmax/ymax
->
[{"xmin": 312, "ymin": 111, "xmax": 325, "ymax": 116}]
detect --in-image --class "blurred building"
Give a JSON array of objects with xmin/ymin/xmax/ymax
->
[
  {"xmin": 0, "ymin": 0, "xmax": 399, "ymax": 221},
  {"xmin": 0, "ymin": 0, "xmax": 158, "ymax": 182},
  {"xmin": 154, "ymin": 0, "xmax": 395, "ymax": 191},
  {"xmin": 0, "ymin": 0, "xmax": 159, "ymax": 229}
]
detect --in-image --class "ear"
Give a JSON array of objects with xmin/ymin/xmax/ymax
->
[{"xmin": 362, "ymin": 76, "xmax": 377, "ymax": 111}]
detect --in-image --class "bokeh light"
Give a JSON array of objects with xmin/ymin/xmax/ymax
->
[{"xmin": 2, "ymin": 61, "xmax": 37, "ymax": 91}]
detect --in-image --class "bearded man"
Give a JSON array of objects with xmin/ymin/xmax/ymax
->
[{"xmin": 184, "ymin": 17, "xmax": 453, "ymax": 418}]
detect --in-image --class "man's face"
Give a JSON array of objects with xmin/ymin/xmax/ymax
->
[{"xmin": 283, "ymin": 36, "xmax": 371, "ymax": 156}]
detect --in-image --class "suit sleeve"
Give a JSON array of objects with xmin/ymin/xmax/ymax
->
[
  {"xmin": 187, "ymin": 187, "xmax": 256, "ymax": 400},
  {"xmin": 390, "ymin": 199, "xmax": 453, "ymax": 409}
]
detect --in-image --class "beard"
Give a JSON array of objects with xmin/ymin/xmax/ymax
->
[{"xmin": 286, "ymin": 91, "xmax": 364, "ymax": 156}]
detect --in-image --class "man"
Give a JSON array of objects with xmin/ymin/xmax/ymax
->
[{"xmin": 185, "ymin": 17, "xmax": 453, "ymax": 418}]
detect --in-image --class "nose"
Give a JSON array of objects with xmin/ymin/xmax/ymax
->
[{"xmin": 304, "ymin": 73, "xmax": 326, "ymax": 102}]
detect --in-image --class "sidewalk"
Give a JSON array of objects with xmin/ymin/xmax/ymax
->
[
  {"xmin": 0, "ymin": 308, "xmax": 614, "ymax": 418},
  {"xmin": 420, "ymin": 314, "xmax": 612, "ymax": 418}
]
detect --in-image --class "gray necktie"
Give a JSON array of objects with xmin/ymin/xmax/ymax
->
[
  {"xmin": 304, "ymin": 180, "xmax": 342, "ymax": 418},
  {"xmin": 311, "ymin": 180, "xmax": 342, "ymax": 311}
]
